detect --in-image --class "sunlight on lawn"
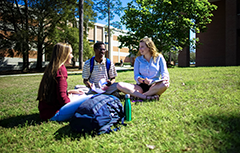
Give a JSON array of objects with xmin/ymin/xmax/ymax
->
[{"xmin": 0, "ymin": 66, "xmax": 240, "ymax": 152}]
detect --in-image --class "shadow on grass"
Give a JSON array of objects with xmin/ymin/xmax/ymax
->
[
  {"xmin": 0, "ymin": 113, "xmax": 42, "ymax": 128},
  {"xmin": 195, "ymin": 115, "xmax": 240, "ymax": 152},
  {"xmin": 54, "ymin": 124, "xmax": 97, "ymax": 140},
  {"xmin": 116, "ymin": 69, "xmax": 134, "ymax": 73}
]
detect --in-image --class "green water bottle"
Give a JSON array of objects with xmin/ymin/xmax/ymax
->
[{"xmin": 124, "ymin": 94, "xmax": 131, "ymax": 121}]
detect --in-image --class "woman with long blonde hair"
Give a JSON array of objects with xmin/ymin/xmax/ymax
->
[
  {"xmin": 37, "ymin": 43, "xmax": 90, "ymax": 121},
  {"xmin": 117, "ymin": 37, "xmax": 170, "ymax": 100}
]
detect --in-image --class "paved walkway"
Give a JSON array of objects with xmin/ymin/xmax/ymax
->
[{"xmin": 0, "ymin": 67, "xmax": 133, "ymax": 77}]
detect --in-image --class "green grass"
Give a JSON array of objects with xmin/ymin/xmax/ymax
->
[{"xmin": 1, "ymin": 66, "xmax": 240, "ymax": 152}]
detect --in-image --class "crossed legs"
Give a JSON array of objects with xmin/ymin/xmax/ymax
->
[
  {"xmin": 144, "ymin": 81, "xmax": 168, "ymax": 96},
  {"xmin": 117, "ymin": 81, "xmax": 168, "ymax": 100}
]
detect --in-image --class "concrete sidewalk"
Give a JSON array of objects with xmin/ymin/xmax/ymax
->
[{"xmin": 0, "ymin": 67, "xmax": 133, "ymax": 77}]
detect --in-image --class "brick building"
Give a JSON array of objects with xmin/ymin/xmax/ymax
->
[
  {"xmin": 87, "ymin": 23, "xmax": 130, "ymax": 64},
  {"xmin": 0, "ymin": 22, "xmax": 130, "ymax": 70},
  {"xmin": 178, "ymin": 0, "xmax": 240, "ymax": 67}
]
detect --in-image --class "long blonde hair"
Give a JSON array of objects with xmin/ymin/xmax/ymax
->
[
  {"xmin": 37, "ymin": 43, "xmax": 72, "ymax": 102},
  {"xmin": 138, "ymin": 37, "xmax": 159, "ymax": 62}
]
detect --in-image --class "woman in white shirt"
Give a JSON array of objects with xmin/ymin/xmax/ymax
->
[{"xmin": 117, "ymin": 37, "xmax": 170, "ymax": 100}]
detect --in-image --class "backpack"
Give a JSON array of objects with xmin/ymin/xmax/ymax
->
[
  {"xmin": 89, "ymin": 56, "xmax": 111, "ymax": 79},
  {"xmin": 70, "ymin": 94, "xmax": 126, "ymax": 135}
]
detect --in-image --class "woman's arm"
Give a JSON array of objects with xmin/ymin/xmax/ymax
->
[
  {"xmin": 56, "ymin": 66, "xmax": 70, "ymax": 105},
  {"xmin": 159, "ymin": 55, "xmax": 170, "ymax": 80},
  {"xmin": 134, "ymin": 57, "xmax": 144, "ymax": 84},
  {"xmin": 158, "ymin": 55, "xmax": 170, "ymax": 87},
  {"xmin": 68, "ymin": 89, "xmax": 84, "ymax": 95}
]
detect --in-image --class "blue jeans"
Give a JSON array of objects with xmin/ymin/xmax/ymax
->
[{"xmin": 50, "ymin": 94, "xmax": 93, "ymax": 121}]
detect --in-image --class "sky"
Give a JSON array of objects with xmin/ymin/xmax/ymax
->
[{"xmin": 95, "ymin": 0, "xmax": 131, "ymax": 30}]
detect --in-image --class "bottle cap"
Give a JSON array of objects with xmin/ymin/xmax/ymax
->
[{"xmin": 125, "ymin": 94, "xmax": 130, "ymax": 98}]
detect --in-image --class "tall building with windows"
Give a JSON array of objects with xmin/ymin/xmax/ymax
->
[
  {"xmin": 87, "ymin": 22, "xmax": 130, "ymax": 64},
  {"xmin": 178, "ymin": 0, "xmax": 240, "ymax": 66},
  {"xmin": 0, "ymin": 21, "xmax": 130, "ymax": 70},
  {"xmin": 196, "ymin": 0, "xmax": 240, "ymax": 66}
]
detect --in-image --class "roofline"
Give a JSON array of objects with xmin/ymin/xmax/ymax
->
[{"xmin": 209, "ymin": 0, "xmax": 221, "ymax": 2}]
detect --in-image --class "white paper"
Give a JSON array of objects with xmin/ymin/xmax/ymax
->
[
  {"xmin": 149, "ymin": 79, "xmax": 165, "ymax": 85},
  {"xmin": 99, "ymin": 78, "xmax": 108, "ymax": 87},
  {"xmin": 91, "ymin": 83, "xmax": 106, "ymax": 94}
]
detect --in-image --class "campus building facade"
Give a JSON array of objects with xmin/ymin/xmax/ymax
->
[
  {"xmin": 0, "ymin": 21, "xmax": 130, "ymax": 70},
  {"xmin": 87, "ymin": 23, "xmax": 130, "ymax": 64},
  {"xmin": 178, "ymin": 0, "xmax": 240, "ymax": 67}
]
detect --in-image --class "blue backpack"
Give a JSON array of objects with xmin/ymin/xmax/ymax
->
[
  {"xmin": 89, "ymin": 56, "xmax": 111, "ymax": 79},
  {"xmin": 70, "ymin": 94, "xmax": 126, "ymax": 134}
]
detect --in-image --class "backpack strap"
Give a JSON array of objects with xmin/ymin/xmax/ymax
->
[
  {"xmin": 90, "ymin": 56, "xmax": 95, "ymax": 74},
  {"xmin": 106, "ymin": 58, "xmax": 111, "ymax": 79},
  {"xmin": 88, "ymin": 56, "xmax": 95, "ymax": 80},
  {"xmin": 89, "ymin": 56, "xmax": 111, "ymax": 80}
]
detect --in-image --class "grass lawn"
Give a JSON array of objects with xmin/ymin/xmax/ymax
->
[{"xmin": 0, "ymin": 66, "xmax": 240, "ymax": 152}]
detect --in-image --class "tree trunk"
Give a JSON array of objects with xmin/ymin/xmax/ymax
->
[
  {"xmin": 168, "ymin": 51, "xmax": 172, "ymax": 65},
  {"xmin": 23, "ymin": 0, "xmax": 29, "ymax": 71},
  {"xmin": 79, "ymin": 0, "xmax": 83, "ymax": 70},
  {"xmin": 36, "ymin": 44, "xmax": 43, "ymax": 70},
  {"xmin": 107, "ymin": 0, "xmax": 111, "ymax": 60}
]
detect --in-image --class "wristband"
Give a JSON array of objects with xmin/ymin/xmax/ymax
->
[{"xmin": 143, "ymin": 80, "xmax": 145, "ymax": 84}]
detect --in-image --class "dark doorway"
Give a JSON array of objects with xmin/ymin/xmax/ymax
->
[{"xmin": 237, "ymin": 29, "xmax": 240, "ymax": 65}]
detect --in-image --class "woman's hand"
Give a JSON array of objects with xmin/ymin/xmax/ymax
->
[
  {"xmin": 68, "ymin": 89, "xmax": 84, "ymax": 95},
  {"xmin": 68, "ymin": 93, "xmax": 73, "ymax": 100},
  {"xmin": 138, "ymin": 77, "xmax": 144, "ymax": 84},
  {"xmin": 68, "ymin": 89, "xmax": 84, "ymax": 101},
  {"xmin": 144, "ymin": 78, "xmax": 151, "ymax": 85},
  {"xmin": 162, "ymin": 77, "xmax": 170, "ymax": 87}
]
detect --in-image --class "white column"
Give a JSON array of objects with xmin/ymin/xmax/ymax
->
[
  {"xmin": 110, "ymin": 34, "xmax": 113, "ymax": 61},
  {"xmin": 86, "ymin": 22, "xmax": 89, "ymax": 41},
  {"xmin": 118, "ymin": 42, "xmax": 120, "ymax": 62},
  {"xmin": 94, "ymin": 25, "xmax": 97, "ymax": 43},
  {"xmin": 102, "ymin": 27, "xmax": 105, "ymax": 43},
  {"xmin": 42, "ymin": 44, "xmax": 45, "ymax": 62}
]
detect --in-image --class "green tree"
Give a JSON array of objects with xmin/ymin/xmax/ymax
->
[
  {"xmin": 0, "ymin": 0, "xmax": 31, "ymax": 71},
  {"xmin": 78, "ymin": 0, "xmax": 96, "ymax": 69},
  {"xmin": 190, "ymin": 51, "xmax": 196, "ymax": 63},
  {"xmin": 119, "ymin": 0, "xmax": 217, "ymax": 60},
  {"xmin": 93, "ymin": 0, "xmax": 123, "ymax": 59},
  {"xmin": 1, "ymin": 0, "xmax": 97, "ymax": 70},
  {"xmin": 51, "ymin": 25, "xmax": 94, "ymax": 64},
  {"xmin": 0, "ymin": 0, "xmax": 80, "ymax": 70},
  {"xmin": 30, "ymin": 0, "xmax": 96, "ymax": 69},
  {"xmin": 28, "ymin": 0, "xmax": 79, "ymax": 69},
  {"xmin": 47, "ymin": 0, "xmax": 96, "ymax": 65}
]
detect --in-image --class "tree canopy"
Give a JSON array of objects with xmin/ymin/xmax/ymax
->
[
  {"xmin": 93, "ymin": 0, "xmax": 123, "ymax": 59},
  {"xmin": 0, "ymin": 0, "xmax": 96, "ymax": 70},
  {"xmin": 46, "ymin": 0, "xmax": 96, "ymax": 64},
  {"xmin": 0, "ymin": 0, "xmax": 32, "ymax": 70},
  {"xmin": 93, "ymin": 0, "xmax": 123, "ymax": 29},
  {"xmin": 119, "ymin": 0, "xmax": 217, "ymax": 57}
]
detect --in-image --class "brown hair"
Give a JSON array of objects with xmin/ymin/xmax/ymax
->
[
  {"xmin": 138, "ymin": 37, "xmax": 159, "ymax": 62},
  {"xmin": 37, "ymin": 43, "xmax": 72, "ymax": 103}
]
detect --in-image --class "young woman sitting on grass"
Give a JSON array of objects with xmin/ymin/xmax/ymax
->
[
  {"xmin": 117, "ymin": 37, "xmax": 170, "ymax": 101},
  {"xmin": 37, "ymin": 43, "xmax": 92, "ymax": 121}
]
